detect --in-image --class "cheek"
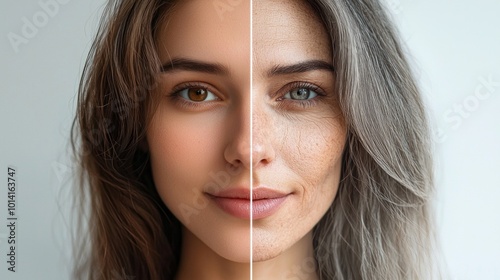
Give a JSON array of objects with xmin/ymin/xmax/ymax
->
[
  {"xmin": 280, "ymin": 114, "xmax": 346, "ymax": 210},
  {"xmin": 283, "ymin": 115, "xmax": 345, "ymax": 178},
  {"xmin": 149, "ymin": 116, "xmax": 221, "ymax": 177},
  {"xmin": 146, "ymin": 107, "xmax": 225, "ymax": 215}
]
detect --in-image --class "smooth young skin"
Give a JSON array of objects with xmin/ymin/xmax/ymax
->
[
  {"xmin": 147, "ymin": 1, "xmax": 251, "ymax": 279},
  {"xmin": 252, "ymin": 0, "xmax": 346, "ymax": 279}
]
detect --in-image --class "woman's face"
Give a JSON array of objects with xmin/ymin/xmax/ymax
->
[
  {"xmin": 252, "ymin": 0, "xmax": 346, "ymax": 261},
  {"xmin": 148, "ymin": 0, "xmax": 346, "ymax": 264},
  {"xmin": 147, "ymin": 0, "xmax": 251, "ymax": 262}
]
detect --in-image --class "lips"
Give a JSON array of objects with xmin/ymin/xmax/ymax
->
[{"xmin": 206, "ymin": 187, "xmax": 289, "ymax": 219}]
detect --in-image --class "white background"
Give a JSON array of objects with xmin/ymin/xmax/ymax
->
[
  {"xmin": 388, "ymin": 0, "xmax": 500, "ymax": 279},
  {"xmin": 1, "ymin": 0, "xmax": 105, "ymax": 279},
  {"xmin": 1, "ymin": 0, "xmax": 499, "ymax": 279}
]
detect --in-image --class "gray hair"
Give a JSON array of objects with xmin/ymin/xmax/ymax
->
[{"xmin": 307, "ymin": 0, "xmax": 441, "ymax": 279}]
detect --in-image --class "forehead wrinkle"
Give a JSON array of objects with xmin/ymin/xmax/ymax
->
[
  {"xmin": 253, "ymin": 0, "xmax": 324, "ymax": 31},
  {"xmin": 253, "ymin": 0, "xmax": 332, "ymax": 73}
]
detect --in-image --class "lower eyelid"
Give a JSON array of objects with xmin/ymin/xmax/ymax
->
[
  {"xmin": 277, "ymin": 98, "xmax": 321, "ymax": 110},
  {"xmin": 170, "ymin": 95, "xmax": 218, "ymax": 110}
]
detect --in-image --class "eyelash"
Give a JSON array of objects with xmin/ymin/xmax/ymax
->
[
  {"xmin": 168, "ymin": 82, "xmax": 221, "ymax": 110},
  {"xmin": 276, "ymin": 81, "xmax": 326, "ymax": 110}
]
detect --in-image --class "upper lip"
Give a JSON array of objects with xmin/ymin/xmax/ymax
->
[{"xmin": 207, "ymin": 186, "xmax": 290, "ymax": 200}]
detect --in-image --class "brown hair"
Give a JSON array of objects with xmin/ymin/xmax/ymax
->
[{"xmin": 71, "ymin": 0, "xmax": 180, "ymax": 279}]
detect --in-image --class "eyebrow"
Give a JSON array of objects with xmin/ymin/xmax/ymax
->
[
  {"xmin": 267, "ymin": 60, "xmax": 335, "ymax": 76},
  {"xmin": 160, "ymin": 58, "xmax": 229, "ymax": 75}
]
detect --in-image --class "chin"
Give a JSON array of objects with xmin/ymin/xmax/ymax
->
[
  {"xmin": 252, "ymin": 251, "xmax": 281, "ymax": 262},
  {"xmin": 212, "ymin": 242, "xmax": 251, "ymax": 263},
  {"xmin": 222, "ymin": 251, "xmax": 251, "ymax": 263},
  {"xmin": 251, "ymin": 222, "xmax": 317, "ymax": 263},
  {"xmin": 251, "ymin": 238, "xmax": 287, "ymax": 262},
  {"xmin": 202, "ymin": 225, "xmax": 252, "ymax": 263}
]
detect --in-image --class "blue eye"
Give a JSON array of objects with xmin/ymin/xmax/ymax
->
[
  {"xmin": 283, "ymin": 88, "xmax": 318, "ymax": 100},
  {"xmin": 177, "ymin": 87, "xmax": 218, "ymax": 102}
]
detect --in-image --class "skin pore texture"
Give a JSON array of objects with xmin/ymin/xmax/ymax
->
[
  {"xmin": 147, "ymin": 0, "xmax": 346, "ymax": 279},
  {"xmin": 252, "ymin": 0, "xmax": 346, "ymax": 279}
]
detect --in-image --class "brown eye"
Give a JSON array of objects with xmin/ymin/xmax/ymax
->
[
  {"xmin": 177, "ymin": 87, "xmax": 218, "ymax": 102},
  {"xmin": 188, "ymin": 88, "xmax": 208, "ymax": 101}
]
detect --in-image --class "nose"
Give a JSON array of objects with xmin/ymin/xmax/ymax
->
[
  {"xmin": 224, "ymin": 90, "xmax": 276, "ymax": 170},
  {"xmin": 252, "ymin": 103, "xmax": 275, "ymax": 169},
  {"xmin": 224, "ymin": 96, "xmax": 251, "ymax": 170}
]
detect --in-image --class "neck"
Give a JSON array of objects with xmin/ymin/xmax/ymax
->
[
  {"xmin": 175, "ymin": 228, "xmax": 250, "ymax": 280},
  {"xmin": 252, "ymin": 232, "xmax": 319, "ymax": 280}
]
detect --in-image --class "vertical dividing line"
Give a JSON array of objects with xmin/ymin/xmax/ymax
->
[{"xmin": 249, "ymin": 0, "xmax": 253, "ymax": 279}]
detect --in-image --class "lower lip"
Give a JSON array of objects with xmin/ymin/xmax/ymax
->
[{"xmin": 208, "ymin": 195, "xmax": 288, "ymax": 220}]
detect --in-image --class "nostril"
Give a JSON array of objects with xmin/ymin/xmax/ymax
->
[{"xmin": 224, "ymin": 139, "xmax": 251, "ymax": 169}]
